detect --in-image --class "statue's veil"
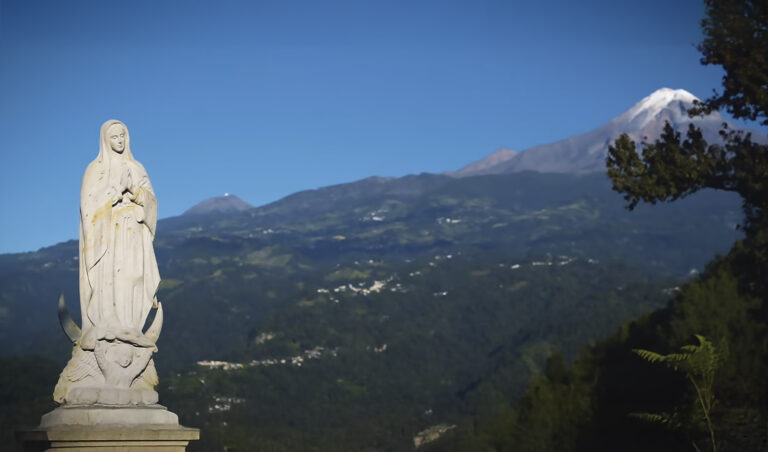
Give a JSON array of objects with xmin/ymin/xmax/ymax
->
[{"xmin": 98, "ymin": 119, "xmax": 134, "ymax": 162}]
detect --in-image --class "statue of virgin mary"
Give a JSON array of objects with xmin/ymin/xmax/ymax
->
[
  {"xmin": 79, "ymin": 119, "xmax": 159, "ymax": 344},
  {"xmin": 53, "ymin": 120, "xmax": 163, "ymax": 406}
]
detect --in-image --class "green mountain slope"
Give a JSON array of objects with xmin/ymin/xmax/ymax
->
[
  {"xmin": 0, "ymin": 170, "xmax": 743, "ymax": 449},
  {"xmin": 161, "ymin": 253, "xmax": 672, "ymax": 451},
  {"xmin": 431, "ymin": 244, "xmax": 768, "ymax": 452},
  {"xmin": 0, "ymin": 172, "xmax": 740, "ymax": 363}
]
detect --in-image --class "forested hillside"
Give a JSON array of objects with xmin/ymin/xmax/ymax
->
[
  {"xmin": 426, "ymin": 246, "xmax": 767, "ymax": 451},
  {"xmin": 160, "ymin": 253, "xmax": 671, "ymax": 450},
  {"xmin": 428, "ymin": 1, "xmax": 768, "ymax": 449},
  {"xmin": 0, "ymin": 170, "xmax": 738, "ymax": 450},
  {"xmin": 0, "ymin": 172, "xmax": 740, "ymax": 367}
]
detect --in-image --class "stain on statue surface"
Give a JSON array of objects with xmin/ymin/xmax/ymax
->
[{"xmin": 55, "ymin": 119, "xmax": 164, "ymax": 406}]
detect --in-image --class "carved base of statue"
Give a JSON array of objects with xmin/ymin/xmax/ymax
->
[
  {"xmin": 19, "ymin": 302, "xmax": 200, "ymax": 451},
  {"xmin": 53, "ymin": 301, "xmax": 165, "ymax": 407}
]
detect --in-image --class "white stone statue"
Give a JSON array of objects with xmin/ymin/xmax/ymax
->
[{"xmin": 53, "ymin": 119, "xmax": 164, "ymax": 406}]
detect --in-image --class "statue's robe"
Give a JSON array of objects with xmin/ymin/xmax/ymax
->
[{"xmin": 79, "ymin": 155, "xmax": 159, "ymax": 347}]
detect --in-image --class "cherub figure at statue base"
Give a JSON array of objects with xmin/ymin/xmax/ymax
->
[
  {"xmin": 41, "ymin": 328, "xmax": 179, "ymax": 429},
  {"xmin": 41, "ymin": 299, "xmax": 175, "ymax": 428},
  {"xmin": 53, "ymin": 306, "xmax": 163, "ymax": 406},
  {"xmin": 56, "ymin": 347, "xmax": 157, "ymax": 406}
]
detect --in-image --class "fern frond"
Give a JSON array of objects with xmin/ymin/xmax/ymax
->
[
  {"xmin": 664, "ymin": 352, "xmax": 692, "ymax": 362},
  {"xmin": 629, "ymin": 412, "xmax": 669, "ymax": 424},
  {"xmin": 632, "ymin": 334, "xmax": 721, "ymax": 452},
  {"xmin": 633, "ymin": 348, "xmax": 666, "ymax": 363},
  {"xmin": 629, "ymin": 412, "xmax": 681, "ymax": 429}
]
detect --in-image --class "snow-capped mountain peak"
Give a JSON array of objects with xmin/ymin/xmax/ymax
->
[
  {"xmin": 620, "ymin": 88, "xmax": 699, "ymax": 128},
  {"xmin": 451, "ymin": 87, "xmax": 767, "ymax": 177}
]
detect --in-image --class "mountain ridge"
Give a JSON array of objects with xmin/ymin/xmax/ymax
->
[{"xmin": 452, "ymin": 88, "xmax": 768, "ymax": 177}]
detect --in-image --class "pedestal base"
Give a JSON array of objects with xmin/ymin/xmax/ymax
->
[
  {"xmin": 40, "ymin": 405, "xmax": 179, "ymax": 428},
  {"xmin": 16, "ymin": 425, "xmax": 200, "ymax": 451},
  {"xmin": 16, "ymin": 406, "xmax": 199, "ymax": 451}
]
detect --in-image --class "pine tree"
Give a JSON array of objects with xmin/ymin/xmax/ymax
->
[{"xmin": 606, "ymin": 0, "xmax": 768, "ymax": 296}]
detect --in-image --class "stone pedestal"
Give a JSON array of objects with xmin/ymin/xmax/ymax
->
[{"xmin": 16, "ymin": 406, "xmax": 199, "ymax": 451}]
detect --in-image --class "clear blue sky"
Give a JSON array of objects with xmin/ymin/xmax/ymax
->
[{"xmin": 0, "ymin": 0, "xmax": 733, "ymax": 253}]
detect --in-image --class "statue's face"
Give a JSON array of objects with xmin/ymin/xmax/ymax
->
[{"xmin": 107, "ymin": 124, "xmax": 126, "ymax": 153}]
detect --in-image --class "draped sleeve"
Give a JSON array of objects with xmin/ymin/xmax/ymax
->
[
  {"xmin": 133, "ymin": 162, "xmax": 158, "ymax": 237},
  {"xmin": 131, "ymin": 160, "xmax": 161, "ymax": 324},
  {"xmin": 79, "ymin": 159, "xmax": 111, "ymax": 331}
]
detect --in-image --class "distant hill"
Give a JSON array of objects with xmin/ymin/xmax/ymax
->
[
  {"xmin": 183, "ymin": 193, "xmax": 253, "ymax": 216},
  {"xmin": 452, "ymin": 88, "xmax": 768, "ymax": 176}
]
